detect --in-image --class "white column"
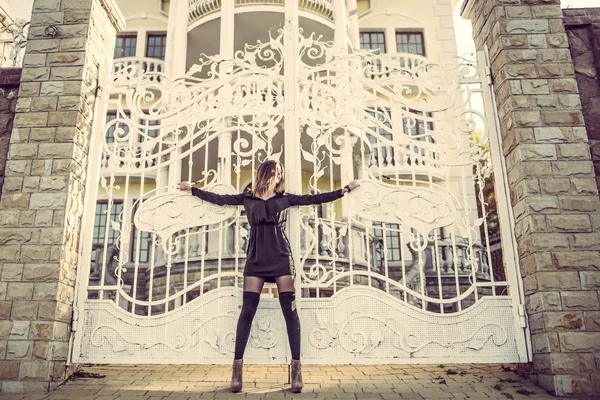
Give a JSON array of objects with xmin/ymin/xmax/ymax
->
[
  {"xmin": 173, "ymin": 0, "xmax": 189, "ymax": 76},
  {"xmin": 135, "ymin": 28, "xmax": 146, "ymax": 58},
  {"xmin": 333, "ymin": 0, "xmax": 347, "ymax": 54},
  {"xmin": 284, "ymin": 1, "xmax": 302, "ymax": 298},
  {"xmin": 346, "ymin": 0, "xmax": 359, "ymax": 51},
  {"xmin": 335, "ymin": 0, "xmax": 354, "ymax": 218},
  {"xmin": 165, "ymin": 0, "xmax": 189, "ymax": 77},
  {"xmin": 164, "ymin": 0, "xmax": 180, "ymax": 76},
  {"xmin": 166, "ymin": 0, "xmax": 189, "ymax": 187},
  {"xmin": 340, "ymin": 135, "xmax": 357, "ymax": 217},
  {"xmin": 284, "ymin": 2, "xmax": 301, "ymax": 206},
  {"xmin": 220, "ymin": 0, "xmax": 235, "ymax": 57},
  {"xmin": 218, "ymin": 0, "xmax": 235, "ymax": 185},
  {"xmin": 385, "ymin": 27, "xmax": 396, "ymax": 55},
  {"xmin": 218, "ymin": 131, "xmax": 232, "ymax": 184}
]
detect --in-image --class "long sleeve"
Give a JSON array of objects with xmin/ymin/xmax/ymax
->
[
  {"xmin": 287, "ymin": 189, "xmax": 344, "ymax": 206},
  {"xmin": 191, "ymin": 187, "xmax": 246, "ymax": 206}
]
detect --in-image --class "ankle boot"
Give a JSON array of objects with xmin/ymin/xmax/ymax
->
[
  {"xmin": 230, "ymin": 359, "xmax": 243, "ymax": 392},
  {"xmin": 291, "ymin": 359, "xmax": 303, "ymax": 393}
]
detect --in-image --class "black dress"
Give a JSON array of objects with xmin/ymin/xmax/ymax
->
[{"xmin": 191, "ymin": 187, "xmax": 345, "ymax": 282}]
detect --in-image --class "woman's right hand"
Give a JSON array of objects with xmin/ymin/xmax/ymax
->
[
  {"xmin": 177, "ymin": 181, "xmax": 192, "ymax": 191},
  {"xmin": 346, "ymin": 180, "xmax": 360, "ymax": 191}
]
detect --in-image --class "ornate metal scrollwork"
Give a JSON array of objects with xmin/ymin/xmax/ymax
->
[{"xmin": 133, "ymin": 183, "xmax": 238, "ymax": 254}]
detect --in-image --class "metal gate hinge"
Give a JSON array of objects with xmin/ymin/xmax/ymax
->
[
  {"xmin": 485, "ymin": 66, "xmax": 493, "ymax": 86},
  {"xmin": 518, "ymin": 304, "xmax": 527, "ymax": 328},
  {"xmin": 71, "ymin": 308, "xmax": 80, "ymax": 331}
]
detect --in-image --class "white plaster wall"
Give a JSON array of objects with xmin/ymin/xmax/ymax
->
[
  {"xmin": 357, "ymin": 0, "xmax": 458, "ymax": 63},
  {"xmin": 115, "ymin": 0, "xmax": 169, "ymax": 58}
]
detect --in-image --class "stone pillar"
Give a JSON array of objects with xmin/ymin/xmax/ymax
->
[
  {"xmin": 462, "ymin": 0, "xmax": 600, "ymax": 397},
  {"xmin": 0, "ymin": 0, "xmax": 124, "ymax": 392}
]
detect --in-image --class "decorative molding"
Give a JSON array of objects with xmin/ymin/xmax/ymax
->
[{"xmin": 126, "ymin": 13, "xmax": 169, "ymax": 24}]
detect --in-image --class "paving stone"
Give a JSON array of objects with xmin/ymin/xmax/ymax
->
[{"xmin": 0, "ymin": 364, "xmax": 558, "ymax": 399}]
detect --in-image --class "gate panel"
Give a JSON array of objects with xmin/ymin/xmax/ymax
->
[
  {"xmin": 71, "ymin": 33, "xmax": 291, "ymax": 364},
  {"xmin": 71, "ymin": 27, "xmax": 530, "ymax": 364},
  {"xmin": 295, "ymin": 42, "xmax": 530, "ymax": 363}
]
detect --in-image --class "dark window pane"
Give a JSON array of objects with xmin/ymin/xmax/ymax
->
[
  {"xmin": 93, "ymin": 201, "xmax": 124, "ymax": 246},
  {"xmin": 105, "ymin": 112, "xmax": 131, "ymax": 144},
  {"xmin": 139, "ymin": 119, "xmax": 160, "ymax": 141},
  {"xmin": 403, "ymin": 110, "xmax": 434, "ymax": 143},
  {"xmin": 359, "ymin": 32, "xmax": 386, "ymax": 54},
  {"xmin": 131, "ymin": 201, "xmax": 152, "ymax": 263},
  {"xmin": 396, "ymin": 32, "xmax": 425, "ymax": 56},
  {"xmin": 146, "ymin": 33, "xmax": 167, "ymax": 60},
  {"xmin": 373, "ymin": 222, "xmax": 402, "ymax": 262},
  {"xmin": 114, "ymin": 35, "xmax": 137, "ymax": 59}
]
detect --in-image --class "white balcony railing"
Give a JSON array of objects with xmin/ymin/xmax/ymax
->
[
  {"xmin": 369, "ymin": 142, "xmax": 443, "ymax": 180},
  {"xmin": 362, "ymin": 53, "xmax": 430, "ymax": 80},
  {"xmin": 189, "ymin": 0, "xmax": 334, "ymax": 25},
  {"xmin": 113, "ymin": 57, "xmax": 165, "ymax": 80}
]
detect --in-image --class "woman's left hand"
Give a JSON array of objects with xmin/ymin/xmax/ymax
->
[
  {"xmin": 177, "ymin": 181, "xmax": 192, "ymax": 191},
  {"xmin": 345, "ymin": 180, "xmax": 360, "ymax": 192},
  {"xmin": 348, "ymin": 179, "xmax": 360, "ymax": 190}
]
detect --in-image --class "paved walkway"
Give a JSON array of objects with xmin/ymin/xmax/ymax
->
[{"xmin": 0, "ymin": 364, "xmax": 557, "ymax": 399}]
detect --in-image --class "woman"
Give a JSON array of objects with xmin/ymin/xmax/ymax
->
[{"xmin": 177, "ymin": 160, "xmax": 359, "ymax": 393}]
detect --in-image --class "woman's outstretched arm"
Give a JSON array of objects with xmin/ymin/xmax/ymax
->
[
  {"xmin": 177, "ymin": 181, "xmax": 246, "ymax": 206},
  {"xmin": 287, "ymin": 180, "xmax": 360, "ymax": 206}
]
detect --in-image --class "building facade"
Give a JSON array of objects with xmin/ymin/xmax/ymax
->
[{"xmin": 0, "ymin": 0, "xmax": 598, "ymax": 396}]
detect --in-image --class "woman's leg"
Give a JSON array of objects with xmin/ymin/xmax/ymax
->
[
  {"xmin": 230, "ymin": 276, "xmax": 265, "ymax": 393},
  {"xmin": 275, "ymin": 275, "xmax": 303, "ymax": 393},
  {"xmin": 275, "ymin": 275, "xmax": 300, "ymax": 360},
  {"xmin": 234, "ymin": 276, "xmax": 265, "ymax": 359}
]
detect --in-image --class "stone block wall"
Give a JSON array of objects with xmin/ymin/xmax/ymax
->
[
  {"xmin": 0, "ymin": 68, "xmax": 21, "ymax": 198},
  {"xmin": 563, "ymin": 8, "xmax": 600, "ymax": 192},
  {"xmin": 0, "ymin": 0, "xmax": 123, "ymax": 393},
  {"xmin": 462, "ymin": 0, "xmax": 600, "ymax": 397}
]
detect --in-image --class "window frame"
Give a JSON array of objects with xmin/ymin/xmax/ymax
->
[
  {"xmin": 395, "ymin": 31, "xmax": 426, "ymax": 57},
  {"xmin": 359, "ymin": 31, "xmax": 387, "ymax": 54},
  {"xmin": 145, "ymin": 32, "xmax": 167, "ymax": 60},
  {"xmin": 402, "ymin": 110, "xmax": 435, "ymax": 144},
  {"xmin": 372, "ymin": 222, "xmax": 402, "ymax": 262},
  {"xmin": 130, "ymin": 200, "xmax": 152, "ymax": 264},
  {"xmin": 93, "ymin": 200, "xmax": 124, "ymax": 248},
  {"xmin": 105, "ymin": 111, "xmax": 131, "ymax": 144},
  {"xmin": 114, "ymin": 33, "xmax": 138, "ymax": 59}
]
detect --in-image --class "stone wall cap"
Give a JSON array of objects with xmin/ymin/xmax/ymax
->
[
  {"xmin": 99, "ymin": 0, "xmax": 126, "ymax": 32},
  {"xmin": 563, "ymin": 7, "xmax": 600, "ymax": 25}
]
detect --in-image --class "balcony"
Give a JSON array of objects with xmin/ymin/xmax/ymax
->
[
  {"xmin": 363, "ymin": 53, "xmax": 430, "ymax": 81},
  {"xmin": 189, "ymin": 0, "xmax": 334, "ymax": 25},
  {"xmin": 112, "ymin": 57, "xmax": 165, "ymax": 82},
  {"xmin": 369, "ymin": 142, "xmax": 444, "ymax": 181}
]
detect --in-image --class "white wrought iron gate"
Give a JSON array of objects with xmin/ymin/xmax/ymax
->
[{"xmin": 70, "ymin": 24, "xmax": 531, "ymax": 365}]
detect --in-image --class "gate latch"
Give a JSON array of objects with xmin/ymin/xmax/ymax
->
[{"xmin": 71, "ymin": 308, "xmax": 80, "ymax": 331}]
